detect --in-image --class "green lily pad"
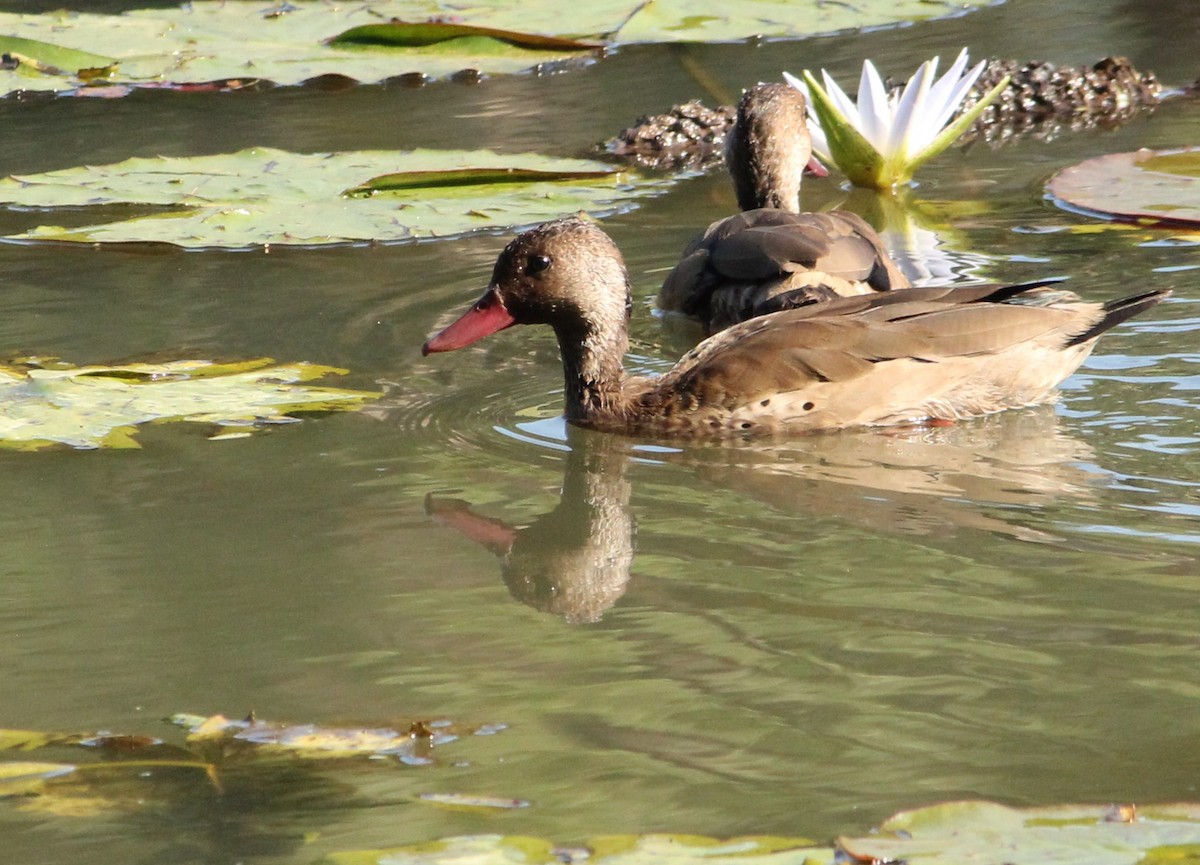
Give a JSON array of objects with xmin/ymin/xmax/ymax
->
[
  {"xmin": 0, "ymin": 147, "xmax": 660, "ymax": 248},
  {"xmin": 321, "ymin": 803, "xmax": 1200, "ymax": 865},
  {"xmin": 0, "ymin": 0, "xmax": 998, "ymax": 96},
  {"xmin": 321, "ymin": 834, "xmax": 831, "ymax": 865},
  {"xmin": 837, "ymin": 800, "xmax": 1200, "ymax": 865},
  {"xmin": 0, "ymin": 358, "xmax": 380, "ymax": 451},
  {"xmin": 1048, "ymin": 147, "xmax": 1200, "ymax": 227}
]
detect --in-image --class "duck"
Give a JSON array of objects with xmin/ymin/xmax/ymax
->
[
  {"xmin": 423, "ymin": 217, "xmax": 1169, "ymax": 438},
  {"xmin": 658, "ymin": 82, "xmax": 910, "ymax": 333}
]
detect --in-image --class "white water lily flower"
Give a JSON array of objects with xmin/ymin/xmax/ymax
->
[{"xmin": 783, "ymin": 49, "xmax": 1009, "ymax": 190}]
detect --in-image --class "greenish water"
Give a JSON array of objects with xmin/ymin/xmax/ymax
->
[{"xmin": 1, "ymin": 1, "xmax": 1199, "ymax": 862}]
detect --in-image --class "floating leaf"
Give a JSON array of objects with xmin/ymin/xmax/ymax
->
[
  {"xmin": 0, "ymin": 0, "xmax": 998, "ymax": 96},
  {"xmin": 0, "ymin": 148, "xmax": 661, "ymax": 248},
  {"xmin": 1049, "ymin": 147, "xmax": 1200, "ymax": 228},
  {"xmin": 0, "ymin": 358, "xmax": 379, "ymax": 451},
  {"xmin": 0, "ymin": 762, "xmax": 77, "ymax": 797},
  {"xmin": 838, "ymin": 800, "xmax": 1200, "ymax": 865},
  {"xmin": 322, "ymin": 834, "xmax": 830, "ymax": 865},
  {"xmin": 322, "ymin": 805, "xmax": 1200, "ymax": 865},
  {"xmin": 169, "ymin": 713, "xmax": 476, "ymax": 760},
  {"xmin": 601, "ymin": 0, "xmax": 994, "ymax": 44}
]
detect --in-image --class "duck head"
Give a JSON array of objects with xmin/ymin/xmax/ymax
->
[
  {"xmin": 423, "ymin": 217, "xmax": 633, "ymax": 355},
  {"xmin": 727, "ymin": 82, "xmax": 826, "ymax": 213}
]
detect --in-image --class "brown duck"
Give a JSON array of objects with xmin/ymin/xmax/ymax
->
[
  {"xmin": 424, "ymin": 217, "xmax": 1168, "ymax": 438},
  {"xmin": 659, "ymin": 83, "xmax": 909, "ymax": 332}
]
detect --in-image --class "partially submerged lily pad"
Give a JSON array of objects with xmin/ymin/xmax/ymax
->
[
  {"xmin": 322, "ymin": 833, "xmax": 830, "ymax": 865},
  {"xmin": 0, "ymin": 713, "xmax": 499, "ymax": 819},
  {"xmin": 1049, "ymin": 147, "xmax": 1200, "ymax": 227},
  {"xmin": 169, "ymin": 713, "xmax": 467, "ymax": 761},
  {"xmin": 0, "ymin": 0, "xmax": 999, "ymax": 96},
  {"xmin": 0, "ymin": 148, "xmax": 660, "ymax": 248},
  {"xmin": 0, "ymin": 357, "xmax": 379, "ymax": 450},
  {"xmin": 322, "ymin": 803, "xmax": 1200, "ymax": 865},
  {"xmin": 837, "ymin": 800, "xmax": 1200, "ymax": 865}
]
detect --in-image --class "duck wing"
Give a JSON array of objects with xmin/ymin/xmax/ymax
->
[
  {"xmin": 637, "ymin": 284, "xmax": 1169, "ymax": 434},
  {"xmin": 659, "ymin": 209, "xmax": 909, "ymax": 332}
]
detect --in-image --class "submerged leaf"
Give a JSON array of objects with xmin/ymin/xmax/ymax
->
[
  {"xmin": 0, "ymin": 358, "xmax": 379, "ymax": 451},
  {"xmin": 417, "ymin": 792, "xmax": 532, "ymax": 812},
  {"xmin": 1049, "ymin": 147, "xmax": 1200, "ymax": 227},
  {"xmin": 0, "ymin": 148, "xmax": 662, "ymax": 248},
  {"xmin": 0, "ymin": 729, "xmax": 61, "ymax": 751},
  {"xmin": 169, "ymin": 713, "xmax": 479, "ymax": 760},
  {"xmin": 0, "ymin": 762, "xmax": 77, "ymax": 797}
]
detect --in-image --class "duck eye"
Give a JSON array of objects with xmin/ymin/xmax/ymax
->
[{"xmin": 526, "ymin": 254, "xmax": 551, "ymax": 276}]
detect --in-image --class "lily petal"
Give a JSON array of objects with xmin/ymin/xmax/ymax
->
[
  {"xmin": 888, "ymin": 57, "xmax": 934, "ymax": 162},
  {"xmin": 821, "ymin": 69, "xmax": 862, "ymax": 129},
  {"xmin": 924, "ymin": 50, "xmax": 968, "ymax": 126},
  {"xmin": 927, "ymin": 50, "xmax": 986, "ymax": 134},
  {"xmin": 857, "ymin": 59, "xmax": 893, "ymax": 152},
  {"xmin": 906, "ymin": 73, "xmax": 1010, "ymax": 172}
]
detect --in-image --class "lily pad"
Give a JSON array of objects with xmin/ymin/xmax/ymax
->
[
  {"xmin": 0, "ymin": 147, "xmax": 660, "ymax": 248},
  {"xmin": 321, "ymin": 803, "xmax": 1200, "ymax": 865},
  {"xmin": 0, "ymin": 358, "xmax": 379, "ymax": 451},
  {"xmin": 0, "ymin": 0, "xmax": 999, "ymax": 96},
  {"xmin": 838, "ymin": 800, "xmax": 1200, "ymax": 865},
  {"xmin": 1048, "ymin": 147, "xmax": 1200, "ymax": 227},
  {"xmin": 321, "ymin": 834, "xmax": 831, "ymax": 865}
]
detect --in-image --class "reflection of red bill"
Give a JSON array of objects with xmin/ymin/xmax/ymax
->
[
  {"xmin": 422, "ymin": 287, "xmax": 516, "ymax": 355},
  {"xmin": 425, "ymin": 494, "xmax": 516, "ymax": 556}
]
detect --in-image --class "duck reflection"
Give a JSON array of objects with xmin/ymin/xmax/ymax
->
[
  {"xmin": 427, "ymin": 408, "xmax": 1098, "ymax": 622},
  {"xmin": 426, "ymin": 427, "xmax": 636, "ymax": 624}
]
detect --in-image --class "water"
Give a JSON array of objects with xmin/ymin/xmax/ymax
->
[{"xmin": 1, "ymin": 0, "xmax": 1199, "ymax": 861}]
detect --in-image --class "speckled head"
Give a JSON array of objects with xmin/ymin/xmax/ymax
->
[
  {"xmin": 727, "ymin": 83, "xmax": 819, "ymax": 212},
  {"xmin": 487, "ymin": 217, "xmax": 631, "ymax": 329},
  {"xmin": 423, "ymin": 217, "xmax": 632, "ymax": 355}
]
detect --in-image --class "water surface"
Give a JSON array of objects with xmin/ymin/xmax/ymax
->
[{"xmin": 1, "ymin": 0, "xmax": 1199, "ymax": 862}]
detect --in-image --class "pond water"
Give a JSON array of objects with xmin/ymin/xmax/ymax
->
[{"xmin": 2, "ymin": 0, "xmax": 1199, "ymax": 862}]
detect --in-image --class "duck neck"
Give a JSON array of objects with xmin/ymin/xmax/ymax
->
[
  {"xmin": 731, "ymin": 139, "xmax": 801, "ymax": 212},
  {"xmin": 553, "ymin": 314, "xmax": 630, "ymax": 424},
  {"xmin": 728, "ymin": 90, "xmax": 806, "ymax": 213}
]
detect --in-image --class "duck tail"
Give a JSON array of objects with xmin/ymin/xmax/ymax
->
[{"xmin": 1064, "ymin": 288, "xmax": 1173, "ymax": 347}]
